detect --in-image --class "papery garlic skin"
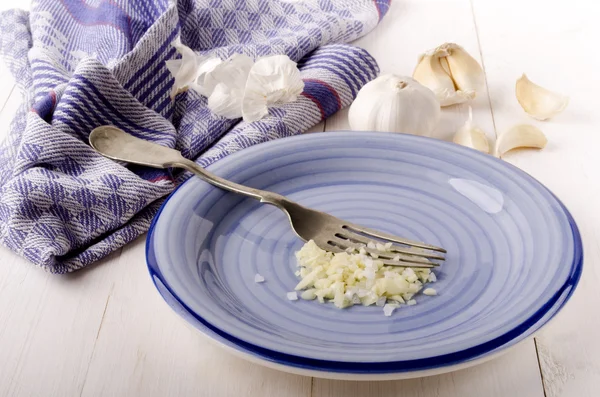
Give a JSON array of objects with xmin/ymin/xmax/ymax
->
[
  {"xmin": 205, "ymin": 54, "xmax": 254, "ymax": 119},
  {"xmin": 494, "ymin": 124, "xmax": 547, "ymax": 158},
  {"xmin": 453, "ymin": 107, "xmax": 489, "ymax": 153},
  {"xmin": 165, "ymin": 43, "xmax": 304, "ymax": 121},
  {"xmin": 242, "ymin": 55, "xmax": 304, "ymax": 122},
  {"xmin": 207, "ymin": 83, "xmax": 245, "ymax": 119},
  {"xmin": 167, "ymin": 56, "xmax": 223, "ymax": 97},
  {"xmin": 413, "ymin": 43, "xmax": 484, "ymax": 107},
  {"xmin": 190, "ymin": 57, "xmax": 223, "ymax": 97},
  {"xmin": 168, "ymin": 37, "xmax": 200, "ymax": 100},
  {"xmin": 348, "ymin": 75, "xmax": 440, "ymax": 136},
  {"xmin": 516, "ymin": 74, "xmax": 569, "ymax": 121}
]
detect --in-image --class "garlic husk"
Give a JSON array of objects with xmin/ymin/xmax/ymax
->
[
  {"xmin": 208, "ymin": 83, "xmax": 244, "ymax": 118},
  {"xmin": 348, "ymin": 75, "xmax": 440, "ymax": 136},
  {"xmin": 205, "ymin": 54, "xmax": 253, "ymax": 119},
  {"xmin": 189, "ymin": 57, "xmax": 223, "ymax": 97},
  {"xmin": 242, "ymin": 55, "xmax": 304, "ymax": 122},
  {"xmin": 167, "ymin": 56, "xmax": 223, "ymax": 97},
  {"xmin": 494, "ymin": 124, "xmax": 547, "ymax": 158},
  {"xmin": 166, "ymin": 46, "xmax": 304, "ymax": 121},
  {"xmin": 413, "ymin": 43, "xmax": 484, "ymax": 107},
  {"xmin": 168, "ymin": 37, "xmax": 199, "ymax": 100},
  {"xmin": 515, "ymin": 74, "xmax": 569, "ymax": 121},
  {"xmin": 165, "ymin": 59, "xmax": 181, "ymax": 76},
  {"xmin": 453, "ymin": 107, "xmax": 489, "ymax": 153}
]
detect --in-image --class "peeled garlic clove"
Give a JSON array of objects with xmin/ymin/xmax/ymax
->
[
  {"xmin": 515, "ymin": 74, "xmax": 569, "ymax": 121},
  {"xmin": 348, "ymin": 75, "xmax": 441, "ymax": 136},
  {"xmin": 242, "ymin": 55, "xmax": 304, "ymax": 122},
  {"xmin": 494, "ymin": 124, "xmax": 547, "ymax": 158},
  {"xmin": 453, "ymin": 107, "xmax": 489, "ymax": 153},
  {"xmin": 413, "ymin": 43, "xmax": 484, "ymax": 107},
  {"xmin": 168, "ymin": 37, "xmax": 199, "ymax": 100}
]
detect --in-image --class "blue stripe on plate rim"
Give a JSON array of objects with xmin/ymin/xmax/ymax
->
[{"xmin": 145, "ymin": 131, "xmax": 583, "ymax": 374}]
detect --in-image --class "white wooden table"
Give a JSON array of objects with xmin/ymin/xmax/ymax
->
[{"xmin": 0, "ymin": 1, "xmax": 597, "ymax": 396}]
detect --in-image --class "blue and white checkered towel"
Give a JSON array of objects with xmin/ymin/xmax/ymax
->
[{"xmin": 0, "ymin": 0, "xmax": 388, "ymax": 273}]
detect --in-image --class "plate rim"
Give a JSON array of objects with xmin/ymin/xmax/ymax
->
[{"xmin": 145, "ymin": 131, "xmax": 583, "ymax": 374}]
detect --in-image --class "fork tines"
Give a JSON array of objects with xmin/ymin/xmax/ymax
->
[{"xmin": 329, "ymin": 223, "xmax": 446, "ymax": 269}]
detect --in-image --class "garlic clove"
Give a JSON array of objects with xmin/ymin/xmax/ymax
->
[
  {"xmin": 242, "ymin": 55, "xmax": 304, "ymax": 122},
  {"xmin": 453, "ymin": 107, "xmax": 490, "ymax": 153},
  {"xmin": 168, "ymin": 37, "xmax": 199, "ymax": 100},
  {"xmin": 443, "ymin": 43, "xmax": 485, "ymax": 96},
  {"xmin": 494, "ymin": 124, "xmax": 547, "ymax": 158},
  {"xmin": 348, "ymin": 74, "xmax": 440, "ymax": 136},
  {"xmin": 515, "ymin": 74, "xmax": 569, "ymax": 121},
  {"xmin": 413, "ymin": 43, "xmax": 484, "ymax": 107},
  {"xmin": 412, "ymin": 54, "xmax": 458, "ymax": 107}
]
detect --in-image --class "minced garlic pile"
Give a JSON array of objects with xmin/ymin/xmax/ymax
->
[{"xmin": 292, "ymin": 240, "xmax": 437, "ymax": 316}]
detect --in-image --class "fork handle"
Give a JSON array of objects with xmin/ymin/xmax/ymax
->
[
  {"xmin": 174, "ymin": 158, "xmax": 286, "ymax": 205},
  {"xmin": 89, "ymin": 126, "xmax": 288, "ymax": 206}
]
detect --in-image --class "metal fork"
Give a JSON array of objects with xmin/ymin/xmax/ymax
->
[{"xmin": 89, "ymin": 126, "xmax": 446, "ymax": 268}]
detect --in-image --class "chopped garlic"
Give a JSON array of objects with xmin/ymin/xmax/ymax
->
[
  {"xmin": 254, "ymin": 273, "xmax": 265, "ymax": 283},
  {"xmin": 294, "ymin": 240, "xmax": 438, "ymax": 312},
  {"xmin": 383, "ymin": 303, "xmax": 398, "ymax": 317},
  {"xmin": 389, "ymin": 295, "xmax": 405, "ymax": 304},
  {"xmin": 423, "ymin": 288, "xmax": 437, "ymax": 296},
  {"xmin": 301, "ymin": 289, "xmax": 317, "ymax": 300},
  {"xmin": 407, "ymin": 299, "xmax": 417, "ymax": 306},
  {"xmin": 287, "ymin": 291, "xmax": 299, "ymax": 301}
]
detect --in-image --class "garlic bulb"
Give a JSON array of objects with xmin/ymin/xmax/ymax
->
[
  {"xmin": 413, "ymin": 43, "xmax": 484, "ymax": 107},
  {"xmin": 348, "ymin": 75, "xmax": 440, "ymax": 136},
  {"xmin": 453, "ymin": 107, "xmax": 490, "ymax": 153},
  {"xmin": 494, "ymin": 124, "xmax": 547, "ymax": 158},
  {"xmin": 516, "ymin": 74, "xmax": 569, "ymax": 121}
]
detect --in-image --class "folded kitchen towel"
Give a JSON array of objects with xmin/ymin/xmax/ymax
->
[{"xmin": 0, "ymin": 0, "xmax": 388, "ymax": 273}]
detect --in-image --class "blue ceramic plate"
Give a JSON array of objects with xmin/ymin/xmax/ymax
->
[{"xmin": 146, "ymin": 132, "xmax": 582, "ymax": 379}]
